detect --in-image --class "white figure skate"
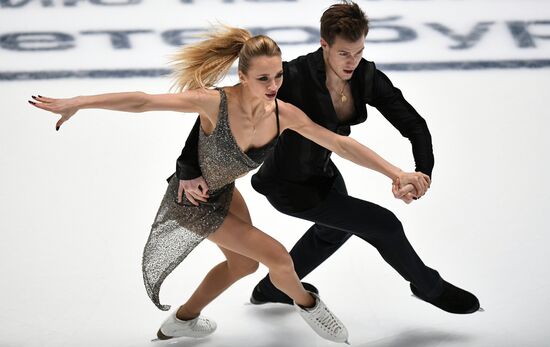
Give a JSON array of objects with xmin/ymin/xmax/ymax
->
[
  {"xmin": 156, "ymin": 311, "xmax": 217, "ymax": 340},
  {"xmin": 296, "ymin": 292, "xmax": 350, "ymax": 344}
]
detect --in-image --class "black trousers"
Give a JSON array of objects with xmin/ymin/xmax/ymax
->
[{"xmin": 257, "ymin": 172, "xmax": 444, "ymax": 300}]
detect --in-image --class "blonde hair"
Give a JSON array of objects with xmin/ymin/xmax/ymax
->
[{"xmin": 171, "ymin": 25, "xmax": 282, "ymax": 91}]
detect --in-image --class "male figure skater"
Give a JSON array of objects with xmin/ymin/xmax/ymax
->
[{"xmin": 175, "ymin": 1, "xmax": 480, "ymax": 314}]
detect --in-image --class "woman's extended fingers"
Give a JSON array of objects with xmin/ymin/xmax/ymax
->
[
  {"xmin": 32, "ymin": 95, "xmax": 55, "ymax": 104},
  {"xmin": 35, "ymin": 95, "xmax": 55, "ymax": 103},
  {"xmin": 28, "ymin": 95, "xmax": 57, "ymax": 112},
  {"xmin": 28, "ymin": 95, "xmax": 77, "ymax": 130}
]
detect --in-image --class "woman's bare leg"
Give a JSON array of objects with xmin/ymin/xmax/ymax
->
[
  {"xmin": 177, "ymin": 188, "xmax": 314, "ymax": 320},
  {"xmin": 175, "ymin": 189, "xmax": 260, "ymax": 319},
  {"xmin": 207, "ymin": 188, "xmax": 315, "ymax": 308},
  {"xmin": 176, "ymin": 245, "xmax": 259, "ymax": 319}
]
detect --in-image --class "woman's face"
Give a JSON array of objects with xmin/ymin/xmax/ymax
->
[{"xmin": 240, "ymin": 55, "xmax": 283, "ymax": 101}]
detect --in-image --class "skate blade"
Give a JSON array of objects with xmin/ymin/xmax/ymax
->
[
  {"xmin": 412, "ymin": 294, "xmax": 485, "ymax": 314},
  {"xmin": 244, "ymin": 300, "xmax": 259, "ymax": 306},
  {"xmin": 153, "ymin": 329, "xmax": 174, "ymax": 341},
  {"xmin": 249, "ymin": 296, "xmax": 270, "ymax": 305}
]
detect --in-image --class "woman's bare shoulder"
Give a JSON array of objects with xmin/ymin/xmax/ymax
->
[
  {"xmin": 182, "ymin": 87, "xmax": 219, "ymax": 101},
  {"xmin": 276, "ymin": 99, "xmax": 311, "ymax": 130},
  {"xmin": 276, "ymin": 99, "xmax": 298, "ymax": 116}
]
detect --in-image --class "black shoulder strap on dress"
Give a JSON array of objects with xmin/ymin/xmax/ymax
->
[{"xmin": 274, "ymin": 99, "xmax": 280, "ymax": 135}]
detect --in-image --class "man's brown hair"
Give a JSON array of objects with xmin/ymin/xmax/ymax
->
[{"xmin": 320, "ymin": 1, "xmax": 369, "ymax": 45}]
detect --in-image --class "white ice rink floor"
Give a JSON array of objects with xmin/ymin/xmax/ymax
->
[{"xmin": 1, "ymin": 1, "xmax": 550, "ymax": 346}]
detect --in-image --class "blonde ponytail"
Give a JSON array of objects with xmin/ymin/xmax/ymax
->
[
  {"xmin": 171, "ymin": 26, "xmax": 252, "ymax": 91},
  {"xmin": 171, "ymin": 25, "xmax": 282, "ymax": 92}
]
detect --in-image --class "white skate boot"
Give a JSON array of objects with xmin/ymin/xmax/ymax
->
[
  {"xmin": 296, "ymin": 292, "xmax": 350, "ymax": 344},
  {"xmin": 157, "ymin": 311, "xmax": 217, "ymax": 340}
]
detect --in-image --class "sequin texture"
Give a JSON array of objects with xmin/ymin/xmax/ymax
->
[{"xmin": 142, "ymin": 88, "xmax": 278, "ymax": 310}]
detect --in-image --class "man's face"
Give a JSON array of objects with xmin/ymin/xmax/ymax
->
[{"xmin": 321, "ymin": 35, "xmax": 365, "ymax": 80}]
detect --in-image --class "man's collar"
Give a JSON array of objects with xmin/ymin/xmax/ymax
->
[{"xmin": 313, "ymin": 47, "xmax": 326, "ymax": 72}]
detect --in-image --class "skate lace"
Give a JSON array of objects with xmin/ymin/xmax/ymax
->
[
  {"xmin": 315, "ymin": 308, "xmax": 342, "ymax": 336},
  {"xmin": 192, "ymin": 317, "xmax": 214, "ymax": 332}
]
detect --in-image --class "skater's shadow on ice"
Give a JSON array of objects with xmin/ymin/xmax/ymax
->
[
  {"xmin": 245, "ymin": 303, "xmax": 295, "ymax": 319},
  {"xmin": 358, "ymin": 328, "xmax": 473, "ymax": 347},
  {"xmin": 154, "ymin": 337, "xmax": 213, "ymax": 347}
]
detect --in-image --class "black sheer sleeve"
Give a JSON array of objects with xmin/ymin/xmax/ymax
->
[{"xmin": 175, "ymin": 116, "xmax": 202, "ymax": 180}]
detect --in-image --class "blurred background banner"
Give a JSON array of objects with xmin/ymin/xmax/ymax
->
[{"xmin": 2, "ymin": 0, "xmax": 550, "ymax": 79}]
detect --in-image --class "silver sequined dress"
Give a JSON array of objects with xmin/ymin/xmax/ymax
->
[{"xmin": 142, "ymin": 88, "xmax": 279, "ymax": 310}]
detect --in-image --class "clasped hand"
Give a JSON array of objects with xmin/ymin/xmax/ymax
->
[{"xmin": 392, "ymin": 171, "xmax": 431, "ymax": 204}]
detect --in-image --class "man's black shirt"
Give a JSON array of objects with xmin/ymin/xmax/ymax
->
[{"xmin": 176, "ymin": 48, "xmax": 434, "ymax": 213}]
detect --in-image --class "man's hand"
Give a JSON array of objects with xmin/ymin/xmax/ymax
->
[
  {"xmin": 392, "ymin": 180, "xmax": 416, "ymax": 204},
  {"xmin": 396, "ymin": 171, "xmax": 431, "ymax": 198},
  {"xmin": 178, "ymin": 176, "xmax": 209, "ymax": 206}
]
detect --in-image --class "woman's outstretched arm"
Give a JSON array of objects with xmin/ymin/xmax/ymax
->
[
  {"xmin": 278, "ymin": 100, "xmax": 430, "ymax": 199},
  {"xmin": 28, "ymin": 89, "xmax": 211, "ymax": 130}
]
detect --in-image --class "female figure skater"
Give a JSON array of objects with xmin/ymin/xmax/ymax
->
[{"xmin": 28, "ymin": 26, "xmax": 429, "ymax": 343}]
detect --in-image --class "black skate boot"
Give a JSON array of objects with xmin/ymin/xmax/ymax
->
[
  {"xmin": 411, "ymin": 280, "xmax": 482, "ymax": 314},
  {"xmin": 250, "ymin": 282, "xmax": 319, "ymax": 305}
]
